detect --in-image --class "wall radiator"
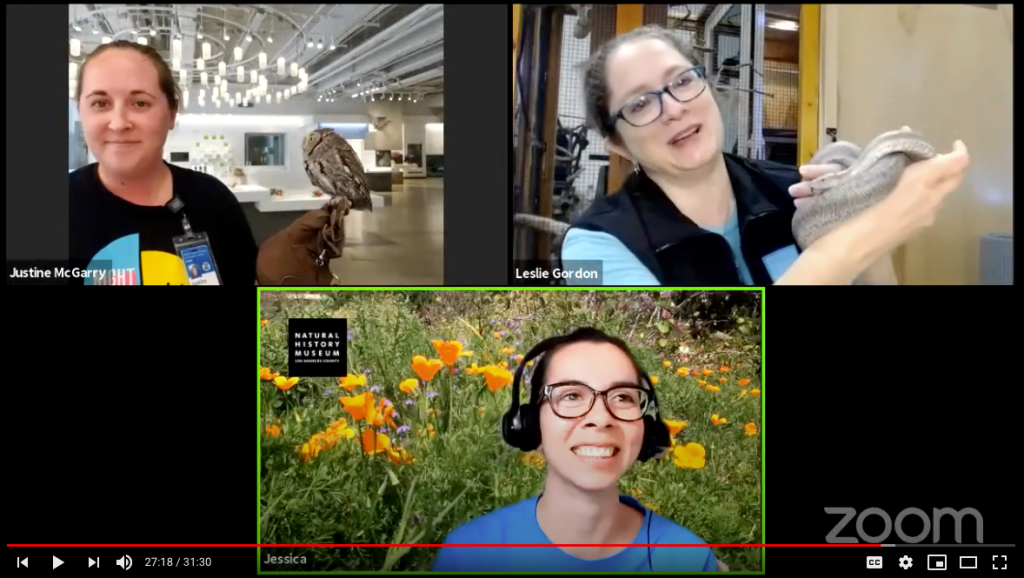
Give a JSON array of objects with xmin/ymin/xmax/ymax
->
[{"xmin": 979, "ymin": 234, "xmax": 1013, "ymax": 285}]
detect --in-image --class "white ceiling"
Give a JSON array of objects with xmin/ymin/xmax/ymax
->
[{"xmin": 68, "ymin": 4, "xmax": 444, "ymax": 101}]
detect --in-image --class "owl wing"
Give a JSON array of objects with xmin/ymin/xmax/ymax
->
[
  {"xmin": 329, "ymin": 137, "xmax": 374, "ymax": 212},
  {"xmin": 304, "ymin": 157, "xmax": 340, "ymax": 198}
]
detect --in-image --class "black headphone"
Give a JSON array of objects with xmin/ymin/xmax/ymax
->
[{"xmin": 501, "ymin": 330, "xmax": 671, "ymax": 461}]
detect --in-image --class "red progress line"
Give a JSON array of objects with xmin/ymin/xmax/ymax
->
[{"xmin": 9, "ymin": 544, "xmax": 879, "ymax": 548}]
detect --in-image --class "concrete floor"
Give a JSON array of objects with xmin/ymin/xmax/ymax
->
[{"xmin": 328, "ymin": 178, "xmax": 443, "ymax": 285}]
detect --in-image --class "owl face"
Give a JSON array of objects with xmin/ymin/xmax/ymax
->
[{"xmin": 302, "ymin": 129, "xmax": 336, "ymax": 156}]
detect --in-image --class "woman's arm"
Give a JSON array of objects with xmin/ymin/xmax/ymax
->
[
  {"xmin": 561, "ymin": 229, "xmax": 661, "ymax": 286},
  {"xmin": 776, "ymin": 210, "xmax": 884, "ymax": 285}
]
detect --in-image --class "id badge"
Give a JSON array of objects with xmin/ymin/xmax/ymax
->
[{"xmin": 172, "ymin": 232, "xmax": 222, "ymax": 286}]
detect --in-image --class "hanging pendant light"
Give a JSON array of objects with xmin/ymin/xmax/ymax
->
[
  {"xmin": 137, "ymin": 36, "xmax": 148, "ymax": 46},
  {"xmin": 172, "ymin": 38, "xmax": 182, "ymax": 61},
  {"xmin": 212, "ymin": 87, "xmax": 219, "ymax": 99},
  {"xmin": 290, "ymin": 63, "xmax": 298, "ymax": 77},
  {"xmin": 202, "ymin": 42, "xmax": 212, "ymax": 61},
  {"xmin": 182, "ymin": 90, "xmax": 189, "ymax": 109},
  {"xmin": 200, "ymin": 72, "xmax": 208, "ymax": 86},
  {"xmin": 234, "ymin": 46, "xmax": 243, "ymax": 62},
  {"xmin": 276, "ymin": 91, "xmax": 282, "ymax": 104},
  {"xmin": 172, "ymin": 58, "xmax": 181, "ymax": 72},
  {"xmin": 69, "ymin": 62, "xmax": 78, "ymax": 80},
  {"xmin": 250, "ymin": 70, "xmax": 257, "ymax": 84},
  {"xmin": 70, "ymin": 38, "xmax": 81, "ymax": 57},
  {"xmin": 258, "ymin": 52, "xmax": 267, "ymax": 69},
  {"xmin": 277, "ymin": 57, "xmax": 286, "ymax": 76},
  {"xmin": 180, "ymin": 69, "xmax": 188, "ymax": 85},
  {"xmin": 237, "ymin": 66, "xmax": 245, "ymax": 83},
  {"xmin": 101, "ymin": 36, "xmax": 112, "ymax": 44},
  {"xmin": 218, "ymin": 61, "xmax": 227, "ymax": 77},
  {"xmin": 196, "ymin": 58, "xmax": 204, "ymax": 70}
]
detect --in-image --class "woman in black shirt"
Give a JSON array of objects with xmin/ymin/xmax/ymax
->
[{"xmin": 69, "ymin": 40, "xmax": 257, "ymax": 285}]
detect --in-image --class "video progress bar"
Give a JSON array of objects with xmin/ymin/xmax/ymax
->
[{"xmin": 881, "ymin": 543, "xmax": 1016, "ymax": 547}]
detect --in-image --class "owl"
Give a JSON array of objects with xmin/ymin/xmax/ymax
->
[{"xmin": 302, "ymin": 128, "xmax": 373, "ymax": 213}]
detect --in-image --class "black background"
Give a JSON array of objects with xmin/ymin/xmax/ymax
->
[
  {"xmin": 287, "ymin": 318, "xmax": 348, "ymax": 377},
  {"xmin": 9, "ymin": 286, "xmax": 1016, "ymax": 576}
]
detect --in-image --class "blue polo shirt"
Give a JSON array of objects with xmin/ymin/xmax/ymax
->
[{"xmin": 431, "ymin": 495, "xmax": 717, "ymax": 572}]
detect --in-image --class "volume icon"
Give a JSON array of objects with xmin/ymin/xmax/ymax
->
[{"xmin": 116, "ymin": 555, "xmax": 133, "ymax": 570}]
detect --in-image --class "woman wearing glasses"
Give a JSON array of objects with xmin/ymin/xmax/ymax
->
[
  {"xmin": 432, "ymin": 328, "xmax": 719, "ymax": 572},
  {"xmin": 562, "ymin": 25, "xmax": 970, "ymax": 285}
]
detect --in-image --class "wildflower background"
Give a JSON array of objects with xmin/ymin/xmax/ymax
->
[{"xmin": 259, "ymin": 290, "xmax": 762, "ymax": 571}]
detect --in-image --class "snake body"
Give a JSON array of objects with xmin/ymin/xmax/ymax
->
[{"xmin": 792, "ymin": 128, "xmax": 937, "ymax": 249}]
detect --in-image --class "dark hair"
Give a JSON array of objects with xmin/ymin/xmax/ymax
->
[
  {"xmin": 75, "ymin": 40, "xmax": 182, "ymax": 112},
  {"xmin": 583, "ymin": 25, "xmax": 704, "ymax": 141},
  {"xmin": 528, "ymin": 327, "xmax": 650, "ymax": 400}
]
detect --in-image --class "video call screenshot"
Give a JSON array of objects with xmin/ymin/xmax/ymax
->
[{"xmin": 6, "ymin": 3, "xmax": 1014, "ymax": 578}]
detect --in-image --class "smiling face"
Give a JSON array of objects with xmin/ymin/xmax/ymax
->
[
  {"xmin": 78, "ymin": 48, "xmax": 177, "ymax": 178},
  {"xmin": 538, "ymin": 341, "xmax": 646, "ymax": 492},
  {"xmin": 603, "ymin": 37, "xmax": 724, "ymax": 174}
]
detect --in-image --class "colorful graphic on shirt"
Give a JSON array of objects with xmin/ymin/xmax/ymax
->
[{"xmin": 86, "ymin": 234, "xmax": 189, "ymax": 285}]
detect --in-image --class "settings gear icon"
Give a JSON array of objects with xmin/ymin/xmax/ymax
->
[{"xmin": 899, "ymin": 555, "xmax": 913, "ymax": 570}]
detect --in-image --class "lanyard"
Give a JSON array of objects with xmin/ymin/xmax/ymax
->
[{"xmin": 165, "ymin": 196, "xmax": 195, "ymax": 239}]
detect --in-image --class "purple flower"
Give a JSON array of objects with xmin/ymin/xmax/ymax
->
[
  {"xmin": 324, "ymin": 389, "xmax": 336, "ymax": 396},
  {"xmin": 397, "ymin": 425, "xmax": 412, "ymax": 436},
  {"xmin": 404, "ymin": 399, "xmax": 415, "ymax": 406},
  {"xmin": 515, "ymin": 341, "xmax": 522, "ymax": 346},
  {"xmin": 509, "ymin": 355, "xmax": 517, "ymax": 360},
  {"xmin": 426, "ymin": 390, "xmax": 439, "ymax": 399},
  {"xmin": 452, "ymin": 367, "xmax": 460, "ymax": 375},
  {"xmin": 380, "ymin": 426, "xmax": 390, "ymax": 434},
  {"xmin": 363, "ymin": 368, "xmax": 372, "ymax": 375},
  {"xmin": 347, "ymin": 331, "xmax": 354, "ymax": 341},
  {"xmin": 370, "ymin": 385, "xmax": 381, "ymax": 393},
  {"xmin": 489, "ymin": 319, "xmax": 497, "ymax": 325},
  {"xmin": 392, "ymin": 412, "xmax": 400, "ymax": 419}
]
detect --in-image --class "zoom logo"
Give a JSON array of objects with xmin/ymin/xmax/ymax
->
[{"xmin": 825, "ymin": 507, "xmax": 984, "ymax": 543}]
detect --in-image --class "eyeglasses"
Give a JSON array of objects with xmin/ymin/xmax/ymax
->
[
  {"xmin": 607, "ymin": 66, "xmax": 708, "ymax": 132},
  {"xmin": 541, "ymin": 382, "xmax": 651, "ymax": 421}
]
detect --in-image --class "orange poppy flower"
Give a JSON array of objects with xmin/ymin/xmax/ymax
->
[
  {"xmin": 711, "ymin": 414, "xmax": 728, "ymax": 425},
  {"xmin": 273, "ymin": 376, "xmax": 298, "ymax": 391},
  {"xmin": 482, "ymin": 365, "xmax": 513, "ymax": 392},
  {"xmin": 744, "ymin": 423, "xmax": 758, "ymax": 436},
  {"xmin": 750, "ymin": 389, "xmax": 760, "ymax": 397},
  {"xmin": 412, "ymin": 355, "xmax": 444, "ymax": 381},
  {"xmin": 361, "ymin": 429, "xmax": 391, "ymax": 455},
  {"xmin": 341, "ymin": 392, "xmax": 374, "ymax": 421},
  {"xmin": 265, "ymin": 424, "xmax": 280, "ymax": 437},
  {"xmin": 431, "ymin": 340, "xmax": 464, "ymax": 366},
  {"xmin": 339, "ymin": 374, "xmax": 366, "ymax": 392},
  {"xmin": 705, "ymin": 384, "xmax": 721, "ymax": 393},
  {"xmin": 672, "ymin": 443, "xmax": 706, "ymax": 469},
  {"xmin": 260, "ymin": 367, "xmax": 280, "ymax": 380},
  {"xmin": 737, "ymin": 378, "xmax": 751, "ymax": 386},
  {"xmin": 663, "ymin": 419, "xmax": 688, "ymax": 436}
]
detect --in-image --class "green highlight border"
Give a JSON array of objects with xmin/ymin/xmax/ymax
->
[{"xmin": 257, "ymin": 287, "xmax": 765, "ymax": 575}]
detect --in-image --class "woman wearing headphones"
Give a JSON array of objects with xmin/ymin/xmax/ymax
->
[{"xmin": 431, "ymin": 328, "xmax": 718, "ymax": 572}]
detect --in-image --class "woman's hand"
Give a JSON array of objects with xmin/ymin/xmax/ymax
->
[{"xmin": 788, "ymin": 163, "xmax": 844, "ymax": 209}]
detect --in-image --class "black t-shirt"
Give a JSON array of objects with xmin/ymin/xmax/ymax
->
[{"xmin": 69, "ymin": 162, "xmax": 258, "ymax": 285}]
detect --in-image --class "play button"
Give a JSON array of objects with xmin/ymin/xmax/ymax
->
[{"xmin": 53, "ymin": 556, "xmax": 64, "ymax": 569}]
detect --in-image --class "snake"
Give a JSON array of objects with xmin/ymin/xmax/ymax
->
[{"xmin": 792, "ymin": 128, "xmax": 937, "ymax": 249}]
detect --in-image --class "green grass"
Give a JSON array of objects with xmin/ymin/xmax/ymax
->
[{"xmin": 259, "ymin": 290, "xmax": 762, "ymax": 572}]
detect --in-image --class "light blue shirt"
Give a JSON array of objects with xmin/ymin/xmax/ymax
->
[
  {"xmin": 562, "ymin": 206, "xmax": 755, "ymax": 286},
  {"xmin": 431, "ymin": 494, "xmax": 718, "ymax": 572}
]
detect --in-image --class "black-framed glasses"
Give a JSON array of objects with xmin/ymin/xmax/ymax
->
[
  {"xmin": 541, "ymin": 381, "xmax": 651, "ymax": 421},
  {"xmin": 606, "ymin": 66, "xmax": 708, "ymax": 132}
]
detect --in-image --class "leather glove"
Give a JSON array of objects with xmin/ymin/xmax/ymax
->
[{"xmin": 256, "ymin": 209, "xmax": 343, "ymax": 285}]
